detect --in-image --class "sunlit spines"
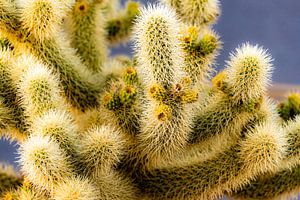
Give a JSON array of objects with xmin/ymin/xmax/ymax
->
[
  {"xmin": 65, "ymin": 0, "xmax": 107, "ymax": 72},
  {"xmin": 53, "ymin": 176, "xmax": 98, "ymax": 200},
  {"xmin": 134, "ymin": 4, "xmax": 184, "ymax": 87},
  {"xmin": 224, "ymin": 44, "xmax": 273, "ymax": 105},
  {"xmin": 239, "ymin": 121, "xmax": 286, "ymax": 174},
  {"xmin": 17, "ymin": 57, "xmax": 65, "ymax": 120},
  {"xmin": 136, "ymin": 100, "xmax": 192, "ymax": 169},
  {"xmin": 17, "ymin": 0, "xmax": 73, "ymax": 41},
  {"xmin": 139, "ymin": 113, "xmax": 284, "ymax": 200},
  {"xmin": 161, "ymin": 0, "xmax": 220, "ymax": 27},
  {"xmin": 77, "ymin": 125, "xmax": 125, "ymax": 176},
  {"xmin": 180, "ymin": 0, "xmax": 220, "ymax": 27},
  {"xmin": 19, "ymin": 135, "xmax": 72, "ymax": 191},
  {"xmin": 31, "ymin": 110, "xmax": 78, "ymax": 158},
  {"xmin": 232, "ymin": 116, "xmax": 300, "ymax": 200},
  {"xmin": 160, "ymin": 0, "xmax": 181, "ymax": 13},
  {"xmin": 30, "ymin": 35, "xmax": 102, "ymax": 110},
  {"xmin": 190, "ymin": 92, "xmax": 263, "ymax": 144}
]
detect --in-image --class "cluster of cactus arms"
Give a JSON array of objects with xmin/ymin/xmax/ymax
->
[{"xmin": 0, "ymin": 0, "xmax": 299, "ymax": 199}]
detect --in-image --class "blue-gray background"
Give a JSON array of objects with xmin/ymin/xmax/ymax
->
[{"xmin": 1, "ymin": 0, "xmax": 300, "ymax": 174}]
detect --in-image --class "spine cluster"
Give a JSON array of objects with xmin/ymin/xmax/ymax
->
[{"xmin": 0, "ymin": 0, "xmax": 298, "ymax": 200}]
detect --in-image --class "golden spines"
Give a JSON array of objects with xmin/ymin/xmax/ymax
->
[
  {"xmin": 232, "ymin": 116, "xmax": 300, "ymax": 200},
  {"xmin": 17, "ymin": 56, "xmax": 64, "ymax": 120},
  {"xmin": 19, "ymin": 135, "xmax": 73, "ymax": 191},
  {"xmin": 225, "ymin": 43, "xmax": 273, "ymax": 105},
  {"xmin": 239, "ymin": 121, "xmax": 285, "ymax": 174},
  {"xmin": 77, "ymin": 125, "xmax": 125, "ymax": 176},
  {"xmin": 52, "ymin": 177, "xmax": 98, "ymax": 200},
  {"xmin": 17, "ymin": 0, "xmax": 72, "ymax": 41},
  {"xmin": 30, "ymin": 110, "xmax": 78, "ymax": 159},
  {"xmin": 134, "ymin": 4, "xmax": 184, "ymax": 87},
  {"xmin": 161, "ymin": 0, "xmax": 220, "ymax": 27}
]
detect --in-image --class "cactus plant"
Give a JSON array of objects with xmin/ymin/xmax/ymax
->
[{"xmin": 0, "ymin": 0, "xmax": 299, "ymax": 200}]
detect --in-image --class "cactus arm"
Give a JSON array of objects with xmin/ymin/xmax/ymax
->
[
  {"xmin": 0, "ymin": 51, "xmax": 26, "ymax": 140},
  {"xmin": 64, "ymin": 0, "xmax": 108, "ymax": 72},
  {"xmin": 231, "ymin": 115, "xmax": 300, "ymax": 200},
  {"xmin": 139, "ymin": 120, "xmax": 284, "ymax": 200},
  {"xmin": 161, "ymin": 0, "xmax": 220, "ymax": 27}
]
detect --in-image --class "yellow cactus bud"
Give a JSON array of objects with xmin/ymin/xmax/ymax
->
[
  {"xmin": 155, "ymin": 104, "xmax": 172, "ymax": 121},
  {"xmin": 148, "ymin": 83, "xmax": 167, "ymax": 102},
  {"xmin": 181, "ymin": 89, "xmax": 198, "ymax": 104},
  {"xmin": 212, "ymin": 71, "xmax": 226, "ymax": 90},
  {"xmin": 74, "ymin": 0, "xmax": 90, "ymax": 14}
]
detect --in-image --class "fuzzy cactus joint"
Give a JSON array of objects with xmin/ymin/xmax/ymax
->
[{"xmin": 0, "ymin": 0, "xmax": 299, "ymax": 199}]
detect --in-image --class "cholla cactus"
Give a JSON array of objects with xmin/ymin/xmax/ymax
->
[{"xmin": 0, "ymin": 0, "xmax": 299, "ymax": 200}]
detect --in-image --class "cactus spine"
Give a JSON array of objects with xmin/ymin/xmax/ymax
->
[{"xmin": 0, "ymin": 0, "xmax": 299, "ymax": 200}]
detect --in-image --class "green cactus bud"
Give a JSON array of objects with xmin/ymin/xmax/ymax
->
[
  {"xmin": 180, "ymin": 26, "xmax": 221, "ymax": 87},
  {"xmin": 278, "ymin": 93, "xmax": 300, "ymax": 121},
  {"xmin": 106, "ymin": 1, "xmax": 140, "ymax": 44},
  {"xmin": 103, "ymin": 92, "xmax": 122, "ymax": 111},
  {"xmin": 123, "ymin": 66, "xmax": 138, "ymax": 85},
  {"xmin": 120, "ymin": 85, "xmax": 137, "ymax": 105}
]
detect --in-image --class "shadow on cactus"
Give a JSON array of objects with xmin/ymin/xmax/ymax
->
[{"xmin": 0, "ymin": 0, "xmax": 299, "ymax": 200}]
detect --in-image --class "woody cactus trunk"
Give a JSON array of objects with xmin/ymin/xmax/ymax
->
[{"xmin": 0, "ymin": 0, "xmax": 299, "ymax": 199}]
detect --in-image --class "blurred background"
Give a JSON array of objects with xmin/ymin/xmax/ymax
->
[{"xmin": 1, "ymin": 0, "xmax": 300, "ymax": 177}]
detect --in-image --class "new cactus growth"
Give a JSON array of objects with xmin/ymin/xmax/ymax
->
[{"xmin": 0, "ymin": 0, "xmax": 299, "ymax": 200}]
